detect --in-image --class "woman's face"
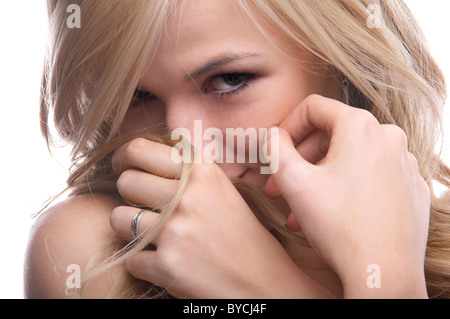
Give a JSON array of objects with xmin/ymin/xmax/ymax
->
[{"xmin": 121, "ymin": 0, "xmax": 341, "ymax": 189}]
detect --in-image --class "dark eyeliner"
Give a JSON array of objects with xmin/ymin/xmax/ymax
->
[
  {"xmin": 130, "ymin": 88, "xmax": 153, "ymax": 106},
  {"xmin": 205, "ymin": 72, "xmax": 256, "ymax": 100}
]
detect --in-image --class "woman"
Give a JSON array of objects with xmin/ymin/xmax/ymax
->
[{"xmin": 25, "ymin": 0, "xmax": 449, "ymax": 298}]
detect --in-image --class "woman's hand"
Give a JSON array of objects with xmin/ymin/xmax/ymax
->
[
  {"xmin": 264, "ymin": 95, "xmax": 430, "ymax": 298},
  {"xmin": 109, "ymin": 137, "xmax": 334, "ymax": 298}
]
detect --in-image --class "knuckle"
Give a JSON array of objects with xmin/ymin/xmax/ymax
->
[
  {"xmin": 405, "ymin": 153, "xmax": 429, "ymax": 201},
  {"xmin": 421, "ymin": 179, "xmax": 431, "ymax": 202},
  {"xmin": 391, "ymin": 125, "xmax": 409, "ymax": 148},
  {"xmin": 112, "ymin": 138, "xmax": 148, "ymax": 174},
  {"xmin": 110, "ymin": 206, "xmax": 127, "ymax": 228},
  {"xmin": 304, "ymin": 94, "xmax": 325, "ymax": 106},
  {"xmin": 193, "ymin": 161, "xmax": 222, "ymax": 181},
  {"xmin": 110, "ymin": 210, "xmax": 121, "ymax": 231},
  {"xmin": 409, "ymin": 156, "xmax": 428, "ymax": 189},
  {"xmin": 378, "ymin": 125, "xmax": 409, "ymax": 156},
  {"xmin": 111, "ymin": 153, "xmax": 120, "ymax": 174},
  {"xmin": 352, "ymin": 109, "xmax": 379, "ymax": 129},
  {"xmin": 161, "ymin": 257, "xmax": 179, "ymax": 281},
  {"xmin": 196, "ymin": 161, "xmax": 217, "ymax": 174},
  {"xmin": 116, "ymin": 170, "xmax": 135, "ymax": 192},
  {"xmin": 124, "ymin": 137, "xmax": 148, "ymax": 158},
  {"xmin": 407, "ymin": 152, "xmax": 419, "ymax": 169},
  {"xmin": 164, "ymin": 218, "xmax": 191, "ymax": 239},
  {"xmin": 178, "ymin": 191, "xmax": 194, "ymax": 211},
  {"xmin": 420, "ymin": 176, "xmax": 430, "ymax": 194},
  {"xmin": 383, "ymin": 124, "xmax": 407, "ymax": 144},
  {"xmin": 158, "ymin": 246, "xmax": 182, "ymax": 275},
  {"xmin": 338, "ymin": 109, "xmax": 379, "ymax": 136}
]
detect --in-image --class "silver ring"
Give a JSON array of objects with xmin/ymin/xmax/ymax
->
[{"xmin": 131, "ymin": 209, "xmax": 146, "ymax": 238}]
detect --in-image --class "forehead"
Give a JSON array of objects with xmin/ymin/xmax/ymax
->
[
  {"xmin": 165, "ymin": 0, "xmax": 256, "ymax": 51},
  {"xmin": 147, "ymin": 0, "xmax": 281, "ymax": 73}
]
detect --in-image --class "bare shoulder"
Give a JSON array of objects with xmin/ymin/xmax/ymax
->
[{"xmin": 24, "ymin": 193, "xmax": 124, "ymax": 298}]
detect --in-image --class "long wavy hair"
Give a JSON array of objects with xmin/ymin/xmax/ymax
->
[{"xmin": 40, "ymin": 0, "xmax": 450, "ymax": 298}]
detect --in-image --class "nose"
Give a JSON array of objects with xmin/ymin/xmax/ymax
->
[
  {"xmin": 164, "ymin": 98, "xmax": 210, "ymax": 136},
  {"xmin": 164, "ymin": 98, "xmax": 216, "ymax": 164}
]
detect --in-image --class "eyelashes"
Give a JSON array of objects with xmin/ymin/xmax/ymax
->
[
  {"xmin": 131, "ymin": 88, "xmax": 154, "ymax": 105},
  {"xmin": 131, "ymin": 72, "xmax": 256, "ymax": 105},
  {"xmin": 204, "ymin": 72, "xmax": 255, "ymax": 100}
]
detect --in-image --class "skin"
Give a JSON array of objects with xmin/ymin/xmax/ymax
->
[
  {"xmin": 25, "ymin": 0, "xmax": 430, "ymax": 298},
  {"xmin": 112, "ymin": 0, "xmax": 429, "ymax": 298},
  {"xmin": 116, "ymin": 0, "xmax": 343, "ymax": 297}
]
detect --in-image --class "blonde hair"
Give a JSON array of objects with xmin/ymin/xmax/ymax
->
[{"xmin": 41, "ymin": 0, "xmax": 450, "ymax": 298}]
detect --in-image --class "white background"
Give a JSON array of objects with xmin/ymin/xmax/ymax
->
[{"xmin": 0, "ymin": 1, "xmax": 449, "ymax": 298}]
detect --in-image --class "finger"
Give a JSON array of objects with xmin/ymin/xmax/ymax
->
[
  {"xmin": 263, "ymin": 129, "xmax": 329, "ymax": 198},
  {"xmin": 286, "ymin": 212, "xmax": 302, "ymax": 232},
  {"xmin": 111, "ymin": 206, "xmax": 161, "ymax": 240},
  {"xmin": 265, "ymin": 95, "xmax": 341, "ymax": 192},
  {"xmin": 278, "ymin": 94, "xmax": 347, "ymax": 144},
  {"xmin": 125, "ymin": 250, "xmax": 165, "ymax": 288},
  {"xmin": 112, "ymin": 137, "xmax": 182, "ymax": 179},
  {"xmin": 279, "ymin": 94, "xmax": 378, "ymax": 161},
  {"xmin": 263, "ymin": 175, "xmax": 280, "ymax": 198},
  {"xmin": 295, "ymin": 130, "xmax": 330, "ymax": 165},
  {"xmin": 263, "ymin": 128, "xmax": 315, "ymax": 199},
  {"xmin": 264, "ymin": 95, "xmax": 374, "ymax": 199},
  {"xmin": 117, "ymin": 169, "xmax": 178, "ymax": 208}
]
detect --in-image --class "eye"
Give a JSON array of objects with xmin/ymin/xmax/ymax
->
[
  {"xmin": 130, "ymin": 88, "xmax": 154, "ymax": 105},
  {"xmin": 205, "ymin": 73, "xmax": 255, "ymax": 99}
]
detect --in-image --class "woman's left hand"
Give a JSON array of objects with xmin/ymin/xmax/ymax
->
[{"xmin": 110, "ymin": 138, "xmax": 334, "ymax": 298}]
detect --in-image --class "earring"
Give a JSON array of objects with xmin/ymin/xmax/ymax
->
[{"xmin": 342, "ymin": 78, "xmax": 350, "ymax": 105}]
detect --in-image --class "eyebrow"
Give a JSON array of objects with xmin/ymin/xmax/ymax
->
[{"xmin": 184, "ymin": 52, "xmax": 261, "ymax": 82}]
